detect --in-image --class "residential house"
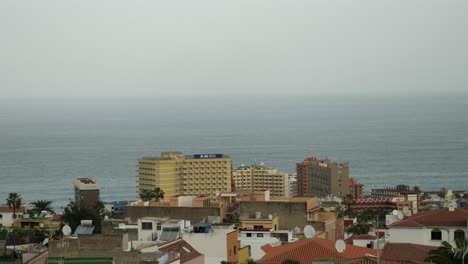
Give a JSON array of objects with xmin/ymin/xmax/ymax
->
[{"xmin": 388, "ymin": 207, "xmax": 468, "ymax": 247}]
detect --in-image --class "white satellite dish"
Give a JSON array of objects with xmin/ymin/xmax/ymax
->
[
  {"xmin": 304, "ymin": 225, "xmax": 316, "ymax": 239},
  {"xmin": 335, "ymin": 239, "xmax": 346, "ymax": 253},
  {"xmin": 403, "ymin": 207, "xmax": 410, "ymax": 215},
  {"xmin": 42, "ymin": 238, "xmax": 49, "ymax": 246},
  {"xmin": 397, "ymin": 212, "xmax": 404, "ymax": 220},
  {"xmin": 392, "ymin": 210, "xmax": 399, "ymax": 216},
  {"xmin": 294, "ymin": 226, "xmax": 301, "ymax": 234},
  {"xmin": 62, "ymin": 225, "xmax": 72, "ymax": 236}
]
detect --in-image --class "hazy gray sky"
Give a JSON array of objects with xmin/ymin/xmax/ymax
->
[{"xmin": 1, "ymin": 1, "xmax": 467, "ymax": 97}]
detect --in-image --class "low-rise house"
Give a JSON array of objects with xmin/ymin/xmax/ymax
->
[
  {"xmin": 345, "ymin": 234, "xmax": 378, "ymax": 249},
  {"xmin": 0, "ymin": 204, "xmax": 27, "ymax": 227},
  {"xmin": 181, "ymin": 224, "xmax": 239, "ymax": 264},
  {"xmin": 388, "ymin": 207, "xmax": 468, "ymax": 247}
]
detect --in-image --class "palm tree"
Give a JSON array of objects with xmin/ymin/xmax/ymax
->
[
  {"xmin": 6, "ymin": 193, "xmax": 22, "ymax": 219},
  {"xmin": 30, "ymin": 200, "xmax": 54, "ymax": 215},
  {"xmin": 139, "ymin": 187, "xmax": 165, "ymax": 202},
  {"xmin": 342, "ymin": 194, "xmax": 355, "ymax": 217},
  {"xmin": 425, "ymin": 239, "xmax": 468, "ymax": 264},
  {"xmin": 151, "ymin": 187, "xmax": 165, "ymax": 202},
  {"xmin": 139, "ymin": 189, "xmax": 153, "ymax": 202}
]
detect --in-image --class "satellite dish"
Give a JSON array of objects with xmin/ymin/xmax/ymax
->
[
  {"xmin": 304, "ymin": 225, "xmax": 316, "ymax": 239},
  {"xmin": 335, "ymin": 239, "xmax": 346, "ymax": 253},
  {"xmin": 42, "ymin": 238, "xmax": 49, "ymax": 246},
  {"xmin": 294, "ymin": 226, "xmax": 301, "ymax": 234},
  {"xmin": 403, "ymin": 207, "xmax": 410, "ymax": 215},
  {"xmin": 397, "ymin": 212, "xmax": 404, "ymax": 220},
  {"xmin": 62, "ymin": 225, "xmax": 72, "ymax": 236},
  {"xmin": 392, "ymin": 210, "xmax": 399, "ymax": 216}
]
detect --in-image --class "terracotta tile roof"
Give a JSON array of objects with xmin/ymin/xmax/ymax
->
[
  {"xmin": 257, "ymin": 238, "xmax": 377, "ymax": 264},
  {"xmin": 0, "ymin": 204, "xmax": 27, "ymax": 213},
  {"xmin": 261, "ymin": 244, "xmax": 273, "ymax": 254},
  {"xmin": 337, "ymin": 257, "xmax": 423, "ymax": 264},
  {"xmin": 390, "ymin": 208, "xmax": 468, "ymax": 228},
  {"xmin": 380, "ymin": 243, "xmax": 437, "ymax": 264},
  {"xmin": 159, "ymin": 239, "xmax": 202, "ymax": 264}
]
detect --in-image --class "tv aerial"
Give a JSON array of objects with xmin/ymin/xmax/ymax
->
[
  {"xmin": 304, "ymin": 225, "xmax": 316, "ymax": 239},
  {"xmin": 335, "ymin": 239, "xmax": 346, "ymax": 253}
]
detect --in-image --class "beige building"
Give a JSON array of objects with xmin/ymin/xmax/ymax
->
[
  {"xmin": 232, "ymin": 164, "xmax": 287, "ymax": 197},
  {"xmin": 137, "ymin": 152, "xmax": 232, "ymax": 202},
  {"xmin": 310, "ymin": 158, "xmax": 350, "ymax": 198}
]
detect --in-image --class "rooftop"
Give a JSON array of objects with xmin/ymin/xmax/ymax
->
[
  {"xmin": 0, "ymin": 204, "xmax": 27, "ymax": 213},
  {"xmin": 380, "ymin": 243, "xmax": 437, "ymax": 264},
  {"xmin": 158, "ymin": 239, "xmax": 202, "ymax": 263},
  {"xmin": 390, "ymin": 208, "xmax": 468, "ymax": 228},
  {"xmin": 257, "ymin": 238, "xmax": 377, "ymax": 264}
]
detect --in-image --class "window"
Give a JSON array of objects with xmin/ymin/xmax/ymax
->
[
  {"xmin": 142, "ymin": 222, "xmax": 153, "ymax": 230},
  {"xmin": 246, "ymin": 233, "xmax": 252, "ymax": 237},
  {"xmin": 234, "ymin": 246, "xmax": 237, "ymax": 254},
  {"xmin": 431, "ymin": 229, "xmax": 442, "ymax": 240},
  {"xmin": 0, "ymin": 214, "xmax": 2, "ymax": 219},
  {"xmin": 156, "ymin": 223, "xmax": 161, "ymax": 231},
  {"xmin": 257, "ymin": 233, "xmax": 264, "ymax": 237},
  {"xmin": 454, "ymin": 230, "xmax": 465, "ymax": 241}
]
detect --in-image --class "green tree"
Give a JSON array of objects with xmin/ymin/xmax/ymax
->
[
  {"xmin": 421, "ymin": 192, "xmax": 431, "ymax": 200},
  {"xmin": 439, "ymin": 187, "xmax": 448, "ymax": 198},
  {"xmin": 463, "ymin": 193, "xmax": 468, "ymax": 200},
  {"xmin": 425, "ymin": 239, "xmax": 468, "ymax": 264},
  {"xmin": 151, "ymin": 187, "xmax": 165, "ymax": 202},
  {"xmin": 139, "ymin": 187, "xmax": 165, "ymax": 202},
  {"xmin": 346, "ymin": 222, "xmax": 371, "ymax": 236},
  {"xmin": 61, "ymin": 200, "xmax": 104, "ymax": 234},
  {"xmin": 413, "ymin": 186, "xmax": 421, "ymax": 193},
  {"xmin": 342, "ymin": 194, "xmax": 355, "ymax": 217},
  {"xmin": 6, "ymin": 193, "xmax": 22, "ymax": 219},
  {"xmin": 30, "ymin": 200, "xmax": 54, "ymax": 215}
]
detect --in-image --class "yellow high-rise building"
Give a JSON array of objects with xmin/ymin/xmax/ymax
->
[
  {"xmin": 136, "ymin": 152, "xmax": 232, "ymax": 201},
  {"xmin": 232, "ymin": 164, "xmax": 288, "ymax": 197}
]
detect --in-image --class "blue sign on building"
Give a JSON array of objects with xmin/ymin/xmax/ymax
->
[{"xmin": 194, "ymin": 154, "xmax": 224, "ymax": 159}]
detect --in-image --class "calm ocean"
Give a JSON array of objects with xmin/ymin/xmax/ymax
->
[{"xmin": 1, "ymin": 95, "xmax": 467, "ymax": 209}]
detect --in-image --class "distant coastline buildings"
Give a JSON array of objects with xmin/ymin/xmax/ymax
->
[
  {"xmin": 296, "ymin": 156, "xmax": 350, "ymax": 198},
  {"xmin": 136, "ymin": 152, "xmax": 232, "ymax": 201},
  {"xmin": 73, "ymin": 177, "xmax": 100, "ymax": 208},
  {"xmin": 232, "ymin": 164, "xmax": 288, "ymax": 197}
]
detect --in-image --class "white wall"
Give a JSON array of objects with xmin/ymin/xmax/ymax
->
[
  {"xmin": 388, "ymin": 227, "xmax": 467, "ymax": 247},
  {"xmin": 182, "ymin": 230, "xmax": 230, "ymax": 264},
  {"xmin": 0, "ymin": 212, "xmax": 23, "ymax": 227}
]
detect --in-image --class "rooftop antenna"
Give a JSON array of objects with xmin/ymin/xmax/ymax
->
[
  {"xmin": 335, "ymin": 239, "xmax": 346, "ymax": 253},
  {"xmin": 304, "ymin": 225, "xmax": 316, "ymax": 239}
]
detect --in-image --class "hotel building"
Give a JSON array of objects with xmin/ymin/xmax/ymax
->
[
  {"xmin": 296, "ymin": 156, "xmax": 350, "ymax": 198},
  {"xmin": 73, "ymin": 178, "xmax": 100, "ymax": 208},
  {"xmin": 136, "ymin": 152, "xmax": 232, "ymax": 202},
  {"xmin": 232, "ymin": 164, "xmax": 288, "ymax": 197}
]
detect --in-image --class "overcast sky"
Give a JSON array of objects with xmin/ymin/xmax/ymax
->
[{"xmin": 1, "ymin": 1, "xmax": 467, "ymax": 97}]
